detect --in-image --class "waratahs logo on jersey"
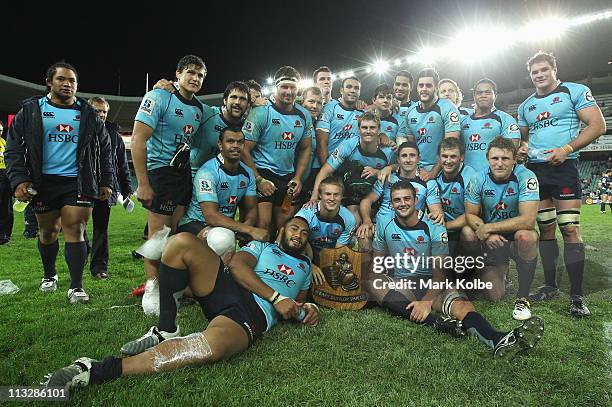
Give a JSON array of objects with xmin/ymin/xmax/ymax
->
[{"xmin": 506, "ymin": 187, "xmax": 516, "ymax": 196}]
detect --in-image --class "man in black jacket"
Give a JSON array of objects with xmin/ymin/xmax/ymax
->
[
  {"xmin": 86, "ymin": 97, "xmax": 133, "ymax": 280},
  {"xmin": 5, "ymin": 62, "xmax": 113, "ymax": 304}
]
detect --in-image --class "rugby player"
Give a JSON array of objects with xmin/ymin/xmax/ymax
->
[
  {"xmin": 313, "ymin": 66, "xmax": 333, "ymax": 105},
  {"xmin": 460, "ymin": 78, "xmax": 520, "ymax": 172},
  {"xmin": 517, "ymin": 51, "xmax": 605, "ymax": 316},
  {"xmin": 434, "ymin": 138, "xmax": 476, "ymax": 257},
  {"xmin": 464, "ymin": 137, "xmax": 540, "ymax": 320},
  {"xmin": 5, "ymin": 62, "xmax": 113, "ymax": 303},
  {"xmin": 131, "ymin": 55, "xmax": 207, "ymax": 314},
  {"xmin": 396, "ymin": 68, "xmax": 461, "ymax": 181},
  {"xmin": 358, "ymin": 141, "xmax": 443, "ymax": 246},
  {"xmin": 177, "ymin": 127, "xmax": 268, "ymax": 243},
  {"xmin": 314, "ymin": 76, "xmax": 364, "ymax": 172},
  {"xmin": 42, "ymin": 217, "xmax": 320, "ymax": 392},
  {"xmin": 367, "ymin": 181, "xmax": 544, "ymax": 359},
  {"xmin": 392, "ymin": 70, "xmax": 415, "ymax": 124},
  {"xmin": 370, "ymin": 83, "xmax": 400, "ymax": 142},
  {"xmin": 241, "ymin": 66, "xmax": 313, "ymax": 235},
  {"xmin": 310, "ymin": 112, "xmax": 394, "ymax": 224}
]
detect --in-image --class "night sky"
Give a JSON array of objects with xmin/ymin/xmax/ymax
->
[{"xmin": 4, "ymin": 0, "xmax": 612, "ymax": 98}]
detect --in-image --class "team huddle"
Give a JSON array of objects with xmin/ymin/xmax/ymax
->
[{"xmin": 2, "ymin": 50, "xmax": 606, "ymax": 393}]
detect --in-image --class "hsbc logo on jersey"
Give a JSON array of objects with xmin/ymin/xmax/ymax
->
[
  {"xmin": 343, "ymin": 124, "xmax": 353, "ymax": 131},
  {"xmin": 277, "ymin": 264, "xmax": 294, "ymax": 276},
  {"xmin": 495, "ymin": 201, "xmax": 508, "ymax": 210},
  {"xmin": 441, "ymin": 197, "xmax": 451, "ymax": 206},
  {"xmin": 418, "ymin": 128, "xmax": 427, "ymax": 136},
  {"xmin": 228, "ymin": 196, "xmax": 237, "ymax": 204},
  {"xmin": 470, "ymin": 134, "xmax": 481, "ymax": 142},
  {"xmin": 183, "ymin": 125, "xmax": 194, "ymax": 134},
  {"xmin": 536, "ymin": 111, "xmax": 551, "ymax": 121},
  {"xmin": 56, "ymin": 124, "xmax": 73, "ymax": 133},
  {"xmin": 531, "ymin": 111, "xmax": 558, "ymax": 130},
  {"xmin": 282, "ymin": 132, "xmax": 294, "ymax": 140}
]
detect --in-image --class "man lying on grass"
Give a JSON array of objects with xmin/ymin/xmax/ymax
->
[{"xmin": 43, "ymin": 217, "xmax": 319, "ymax": 392}]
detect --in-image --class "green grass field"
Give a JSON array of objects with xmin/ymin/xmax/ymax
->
[{"xmin": 0, "ymin": 203, "xmax": 611, "ymax": 406}]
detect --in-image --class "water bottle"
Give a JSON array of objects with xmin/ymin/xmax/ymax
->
[
  {"xmin": 294, "ymin": 306, "xmax": 306, "ymax": 322},
  {"xmin": 530, "ymin": 148, "xmax": 550, "ymax": 161},
  {"xmin": 117, "ymin": 193, "xmax": 135, "ymax": 213},
  {"xmin": 13, "ymin": 187, "xmax": 38, "ymax": 212}
]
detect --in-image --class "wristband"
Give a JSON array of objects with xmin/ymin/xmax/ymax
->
[
  {"xmin": 267, "ymin": 290, "xmax": 280, "ymax": 303},
  {"xmin": 273, "ymin": 294, "xmax": 290, "ymax": 305},
  {"xmin": 561, "ymin": 144, "xmax": 574, "ymax": 154}
]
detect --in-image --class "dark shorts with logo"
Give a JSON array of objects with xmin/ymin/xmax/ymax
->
[
  {"xmin": 32, "ymin": 175, "xmax": 94, "ymax": 214},
  {"xmin": 196, "ymin": 262, "xmax": 267, "ymax": 346},
  {"xmin": 145, "ymin": 166, "xmax": 192, "ymax": 215},
  {"xmin": 175, "ymin": 220, "xmax": 206, "ymax": 236},
  {"xmin": 257, "ymin": 168, "xmax": 295, "ymax": 205},
  {"xmin": 527, "ymin": 160, "xmax": 581, "ymax": 201}
]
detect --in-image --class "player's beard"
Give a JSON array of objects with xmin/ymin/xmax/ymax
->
[{"xmin": 280, "ymin": 233, "xmax": 304, "ymax": 255}]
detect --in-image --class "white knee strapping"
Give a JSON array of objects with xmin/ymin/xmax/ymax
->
[
  {"xmin": 557, "ymin": 209, "xmax": 580, "ymax": 228},
  {"xmin": 537, "ymin": 207, "xmax": 556, "ymax": 226},
  {"xmin": 442, "ymin": 290, "xmax": 468, "ymax": 316},
  {"xmin": 151, "ymin": 332, "xmax": 213, "ymax": 372}
]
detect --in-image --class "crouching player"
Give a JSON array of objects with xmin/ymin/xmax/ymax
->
[
  {"xmin": 366, "ymin": 181, "xmax": 544, "ymax": 359},
  {"xmin": 464, "ymin": 137, "xmax": 540, "ymax": 320},
  {"xmin": 43, "ymin": 217, "xmax": 319, "ymax": 392}
]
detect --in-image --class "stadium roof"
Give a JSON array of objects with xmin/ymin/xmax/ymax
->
[{"xmin": 0, "ymin": 74, "xmax": 224, "ymax": 131}]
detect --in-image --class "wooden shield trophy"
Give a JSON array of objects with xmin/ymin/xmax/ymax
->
[{"xmin": 311, "ymin": 245, "xmax": 369, "ymax": 310}]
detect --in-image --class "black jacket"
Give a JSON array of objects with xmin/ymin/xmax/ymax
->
[
  {"xmin": 5, "ymin": 95, "xmax": 113, "ymax": 197},
  {"xmin": 105, "ymin": 120, "xmax": 133, "ymax": 205}
]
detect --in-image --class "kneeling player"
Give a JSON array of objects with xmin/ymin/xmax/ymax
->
[
  {"xmin": 464, "ymin": 137, "xmax": 540, "ymax": 320},
  {"xmin": 43, "ymin": 217, "xmax": 320, "ymax": 392},
  {"xmin": 366, "ymin": 181, "xmax": 544, "ymax": 359},
  {"xmin": 177, "ymin": 127, "xmax": 268, "ymax": 243}
]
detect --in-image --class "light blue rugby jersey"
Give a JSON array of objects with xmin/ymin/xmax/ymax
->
[
  {"xmin": 371, "ymin": 172, "xmax": 440, "ymax": 222},
  {"xmin": 466, "ymin": 165, "xmax": 540, "ymax": 224},
  {"xmin": 40, "ymin": 97, "xmax": 82, "ymax": 176},
  {"xmin": 327, "ymin": 137, "xmax": 394, "ymax": 171},
  {"xmin": 380, "ymin": 115, "xmax": 400, "ymax": 141},
  {"xmin": 517, "ymin": 82, "xmax": 596, "ymax": 163},
  {"xmin": 135, "ymin": 89, "xmax": 205, "ymax": 170},
  {"xmin": 242, "ymin": 100, "xmax": 313, "ymax": 176},
  {"xmin": 241, "ymin": 241, "xmax": 312, "ymax": 330},
  {"xmin": 397, "ymin": 98, "xmax": 461, "ymax": 169},
  {"xmin": 435, "ymin": 164, "xmax": 476, "ymax": 222},
  {"xmin": 393, "ymin": 101, "xmax": 416, "ymax": 125},
  {"xmin": 295, "ymin": 203, "xmax": 356, "ymax": 249},
  {"xmin": 460, "ymin": 109, "xmax": 520, "ymax": 171},
  {"xmin": 190, "ymin": 105, "xmax": 244, "ymax": 177},
  {"xmin": 373, "ymin": 213, "xmax": 449, "ymax": 278},
  {"xmin": 180, "ymin": 154, "xmax": 256, "ymax": 226},
  {"xmin": 314, "ymin": 99, "xmax": 364, "ymax": 168}
]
